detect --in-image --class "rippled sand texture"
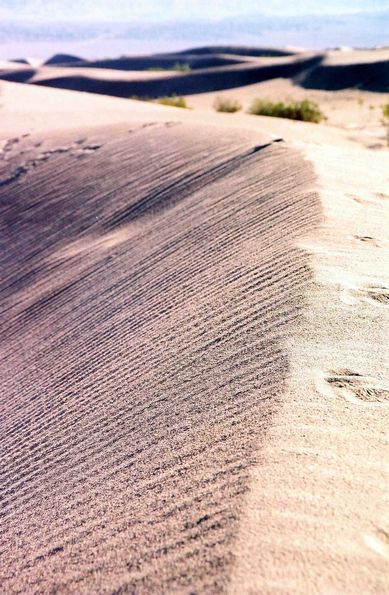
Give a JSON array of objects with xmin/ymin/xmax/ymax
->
[
  {"xmin": 1, "ymin": 46, "xmax": 388, "ymax": 591},
  {"xmin": 1, "ymin": 122, "xmax": 320, "ymax": 592}
]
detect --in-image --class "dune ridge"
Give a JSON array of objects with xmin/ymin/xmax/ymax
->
[
  {"xmin": 1, "ymin": 46, "xmax": 389, "ymax": 99},
  {"xmin": 1, "ymin": 119, "xmax": 320, "ymax": 592},
  {"xmin": 27, "ymin": 54, "xmax": 324, "ymax": 98},
  {"xmin": 298, "ymin": 56, "xmax": 389, "ymax": 91},
  {"xmin": 54, "ymin": 54, "xmax": 247, "ymax": 71}
]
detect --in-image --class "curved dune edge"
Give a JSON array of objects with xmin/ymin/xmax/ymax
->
[
  {"xmin": 229, "ymin": 143, "xmax": 389, "ymax": 593},
  {"xmin": 1, "ymin": 81, "xmax": 388, "ymax": 593},
  {"xmin": 1, "ymin": 115, "xmax": 322, "ymax": 592},
  {"xmin": 2, "ymin": 47, "xmax": 389, "ymax": 96}
]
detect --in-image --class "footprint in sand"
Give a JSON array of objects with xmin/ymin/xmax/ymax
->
[
  {"xmin": 316, "ymin": 369, "xmax": 389, "ymax": 408},
  {"xmin": 0, "ymin": 140, "xmax": 103, "ymax": 186},
  {"xmin": 79, "ymin": 144, "xmax": 102, "ymax": 156},
  {"xmin": 72, "ymin": 142, "xmax": 102, "ymax": 158},
  {"xmin": 364, "ymin": 528, "xmax": 389, "ymax": 559},
  {"xmin": 0, "ymin": 136, "xmax": 20, "ymax": 160},
  {"xmin": 358, "ymin": 285, "xmax": 389, "ymax": 305},
  {"xmin": 341, "ymin": 284, "xmax": 389, "ymax": 307},
  {"xmin": 353, "ymin": 235, "xmax": 380, "ymax": 247},
  {"xmin": 346, "ymin": 192, "xmax": 389, "ymax": 205},
  {"xmin": 346, "ymin": 193, "xmax": 365, "ymax": 204}
]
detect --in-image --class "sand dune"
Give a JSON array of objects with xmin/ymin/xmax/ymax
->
[
  {"xmin": 2, "ymin": 46, "xmax": 388, "ymax": 99},
  {"xmin": 177, "ymin": 46, "xmax": 297, "ymax": 57},
  {"xmin": 0, "ymin": 70, "xmax": 388, "ymax": 594},
  {"xmin": 0, "ymin": 64, "xmax": 36, "ymax": 83},
  {"xmin": 44, "ymin": 53, "xmax": 83, "ymax": 66},
  {"xmin": 1, "ymin": 96, "xmax": 320, "ymax": 593},
  {"xmin": 42, "ymin": 47, "xmax": 297, "ymax": 70},
  {"xmin": 57, "ymin": 54, "xmax": 247, "ymax": 71},
  {"xmin": 186, "ymin": 76, "xmax": 388, "ymax": 150},
  {"xmin": 31, "ymin": 66, "xmax": 182, "ymax": 83},
  {"xmin": 299, "ymin": 53, "xmax": 389, "ymax": 92},
  {"xmin": 26, "ymin": 53, "xmax": 323, "ymax": 98}
]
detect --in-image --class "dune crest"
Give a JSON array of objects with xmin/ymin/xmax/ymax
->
[{"xmin": 1, "ymin": 114, "xmax": 321, "ymax": 592}]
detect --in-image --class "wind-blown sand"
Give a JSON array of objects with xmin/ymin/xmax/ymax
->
[{"xmin": 0, "ymin": 53, "xmax": 388, "ymax": 594}]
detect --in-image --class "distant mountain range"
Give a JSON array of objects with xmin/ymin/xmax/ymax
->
[
  {"xmin": 1, "ymin": 1, "xmax": 389, "ymax": 22},
  {"xmin": 0, "ymin": 12, "xmax": 388, "ymax": 58}
]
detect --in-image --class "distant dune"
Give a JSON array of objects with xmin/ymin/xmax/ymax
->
[
  {"xmin": 10, "ymin": 58, "xmax": 30, "ymax": 64},
  {"xmin": 44, "ymin": 53, "xmax": 84, "ymax": 65},
  {"xmin": 54, "ymin": 54, "xmax": 247, "ymax": 71},
  {"xmin": 177, "ymin": 46, "xmax": 297, "ymax": 57},
  {"xmin": 0, "ymin": 52, "xmax": 323, "ymax": 98},
  {"xmin": 299, "ymin": 54, "xmax": 389, "ymax": 91},
  {"xmin": 1, "ymin": 46, "xmax": 389, "ymax": 99},
  {"xmin": 0, "ymin": 66, "xmax": 36, "ymax": 83}
]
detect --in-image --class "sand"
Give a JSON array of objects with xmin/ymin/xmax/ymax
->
[
  {"xmin": 186, "ymin": 78, "xmax": 388, "ymax": 149},
  {"xmin": 229, "ymin": 142, "xmax": 389, "ymax": 594},
  {"xmin": 2, "ymin": 45, "xmax": 387, "ymax": 150},
  {"xmin": 0, "ymin": 47, "xmax": 388, "ymax": 593}
]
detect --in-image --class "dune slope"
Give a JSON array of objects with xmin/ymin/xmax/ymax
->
[
  {"xmin": 0, "ymin": 121, "xmax": 320, "ymax": 592},
  {"xmin": 1, "ymin": 77, "xmax": 388, "ymax": 593},
  {"xmin": 0, "ymin": 52, "xmax": 323, "ymax": 98},
  {"xmin": 2, "ymin": 47, "xmax": 389, "ymax": 100},
  {"xmin": 299, "ymin": 56, "xmax": 389, "ymax": 92},
  {"xmin": 61, "ymin": 54, "xmax": 247, "ymax": 71}
]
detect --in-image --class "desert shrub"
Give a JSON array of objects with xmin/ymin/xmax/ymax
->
[
  {"xmin": 248, "ymin": 98, "xmax": 324, "ymax": 123},
  {"xmin": 129, "ymin": 96, "xmax": 152, "ymax": 102},
  {"xmin": 173, "ymin": 62, "xmax": 191, "ymax": 72},
  {"xmin": 382, "ymin": 102, "xmax": 389, "ymax": 145},
  {"xmin": 157, "ymin": 95, "xmax": 188, "ymax": 108},
  {"xmin": 214, "ymin": 97, "xmax": 242, "ymax": 113},
  {"xmin": 146, "ymin": 63, "xmax": 190, "ymax": 72}
]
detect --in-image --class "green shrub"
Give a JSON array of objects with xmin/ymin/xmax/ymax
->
[
  {"xmin": 146, "ymin": 63, "xmax": 190, "ymax": 72},
  {"xmin": 157, "ymin": 95, "xmax": 188, "ymax": 109},
  {"xmin": 129, "ymin": 96, "xmax": 152, "ymax": 102},
  {"xmin": 173, "ymin": 62, "xmax": 191, "ymax": 72},
  {"xmin": 248, "ymin": 98, "xmax": 324, "ymax": 123},
  {"xmin": 382, "ymin": 102, "xmax": 389, "ymax": 146},
  {"xmin": 214, "ymin": 97, "xmax": 242, "ymax": 113}
]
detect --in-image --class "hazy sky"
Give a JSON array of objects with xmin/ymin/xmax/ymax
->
[{"xmin": 1, "ymin": 0, "xmax": 388, "ymax": 21}]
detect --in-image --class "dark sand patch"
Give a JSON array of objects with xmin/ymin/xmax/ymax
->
[{"xmin": 0, "ymin": 123, "xmax": 320, "ymax": 592}]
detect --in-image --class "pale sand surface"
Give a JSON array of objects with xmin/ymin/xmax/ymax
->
[
  {"xmin": 230, "ymin": 144, "xmax": 389, "ymax": 593},
  {"xmin": 326, "ymin": 48, "xmax": 389, "ymax": 64},
  {"xmin": 0, "ymin": 80, "xmax": 374, "ymax": 149},
  {"xmin": 187, "ymin": 78, "xmax": 387, "ymax": 144},
  {"xmin": 1, "ymin": 46, "xmax": 387, "ymax": 149},
  {"xmin": 1, "ymin": 74, "xmax": 388, "ymax": 593},
  {"xmin": 30, "ymin": 65, "xmax": 181, "ymax": 83}
]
